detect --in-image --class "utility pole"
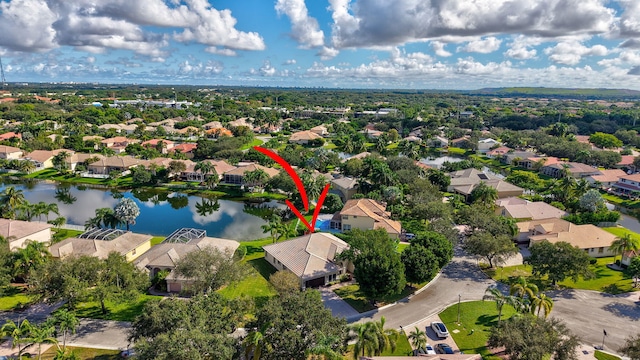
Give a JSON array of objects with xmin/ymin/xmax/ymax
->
[
  {"xmin": 457, "ymin": 294, "xmax": 461, "ymax": 324},
  {"xmin": 0, "ymin": 55, "xmax": 6, "ymax": 88}
]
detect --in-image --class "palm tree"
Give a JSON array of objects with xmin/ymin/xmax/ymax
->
[
  {"xmin": 1, "ymin": 187, "xmax": 27, "ymax": 219},
  {"xmin": 205, "ymin": 170, "xmax": 220, "ymax": 189},
  {"xmin": 17, "ymin": 201, "xmax": 37, "ymax": 221},
  {"xmin": 42, "ymin": 202, "xmax": 59, "ymax": 222},
  {"xmin": 509, "ymin": 277, "xmax": 539, "ymax": 313},
  {"xmin": 408, "ymin": 326, "xmax": 427, "ymax": 351},
  {"xmin": 531, "ymin": 293, "xmax": 554, "ymax": 318},
  {"xmin": 261, "ymin": 215, "xmax": 282, "ymax": 243},
  {"xmin": 48, "ymin": 216, "xmax": 67, "ymax": 229},
  {"xmin": 13, "ymin": 240, "xmax": 50, "ymax": 281},
  {"xmin": 52, "ymin": 151, "xmax": 71, "ymax": 173},
  {"xmin": 18, "ymin": 160, "xmax": 36, "ymax": 173},
  {"xmin": 470, "ymin": 181, "xmax": 499, "ymax": 207},
  {"xmin": 27, "ymin": 322, "xmax": 58, "ymax": 360},
  {"xmin": 244, "ymin": 169, "xmax": 269, "ymax": 189},
  {"xmin": 194, "ymin": 161, "xmax": 213, "ymax": 182},
  {"xmin": 610, "ymin": 233, "xmax": 640, "ymax": 266},
  {"xmin": 1, "ymin": 319, "xmax": 33, "ymax": 358},
  {"xmin": 351, "ymin": 317, "xmax": 398, "ymax": 359},
  {"xmin": 243, "ymin": 325, "xmax": 271, "ymax": 360},
  {"xmin": 53, "ymin": 309, "xmax": 79, "ymax": 352},
  {"xmin": 483, "ymin": 286, "xmax": 517, "ymax": 324}
]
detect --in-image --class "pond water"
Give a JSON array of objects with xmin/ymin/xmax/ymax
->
[
  {"xmin": 0, "ymin": 180, "xmax": 281, "ymax": 240},
  {"xmin": 419, "ymin": 156, "xmax": 464, "ymax": 169}
]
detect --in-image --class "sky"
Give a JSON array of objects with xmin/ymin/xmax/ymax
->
[{"xmin": 2, "ymin": 0, "xmax": 640, "ymax": 90}]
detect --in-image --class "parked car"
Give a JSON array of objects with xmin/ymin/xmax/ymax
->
[
  {"xmin": 436, "ymin": 343, "xmax": 454, "ymax": 354},
  {"xmin": 425, "ymin": 344, "xmax": 436, "ymax": 354},
  {"xmin": 404, "ymin": 232, "xmax": 416, "ymax": 241},
  {"xmin": 120, "ymin": 349, "xmax": 136, "ymax": 358},
  {"xmin": 431, "ymin": 321, "xmax": 450, "ymax": 338}
]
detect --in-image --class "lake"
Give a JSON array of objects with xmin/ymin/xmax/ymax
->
[
  {"xmin": 419, "ymin": 156, "xmax": 464, "ymax": 169},
  {"xmin": 0, "ymin": 180, "xmax": 281, "ymax": 240}
]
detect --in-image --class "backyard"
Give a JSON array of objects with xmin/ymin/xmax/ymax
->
[{"xmin": 40, "ymin": 346, "xmax": 120, "ymax": 360}]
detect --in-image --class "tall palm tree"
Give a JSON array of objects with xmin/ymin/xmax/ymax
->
[
  {"xmin": 261, "ymin": 215, "xmax": 282, "ymax": 243},
  {"xmin": 1, "ymin": 187, "xmax": 26, "ymax": 219},
  {"xmin": 48, "ymin": 216, "xmax": 66, "ymax": 229},
  {"xmin": 43, "ymin": 202, "xmax": 59, "ymax": 222},
  {"xmin": 17, "ymin": 201, "xmax": 37, "ymax": 221},
  {"xmin": 483, "ymin": 286, "xmax": 517, "ymax": 324},
  {"xmin": 54, "ymin": 309, "xmax": 79, "ymax": 352},
  {"xmin": 351, "ymin": 317, "xmax": 398, "ymax": 359},
  {"xmin": 28, "ymin": 322, "xmax": 58, "ymax": 360},
  {"xmin": 13, "ymin": 240, "xmax": 50, "ymax": 281},
  {"xmin": 408, "ymin": 326, "xmax": 427, "ymax": 351},
  {"xmin": 531, "ymin": 293, "xmax": 554, "ymax": 318},
  {"xmin": 509, "ymin": 276, "xmax": 539, "ymax": 313},
  {"xmin": 470, "ymin": 181, "xmax": 499, "ymax": 207},
  {"xmin": 610, "ymin": 233, "xmax": 640, "ymax": 266},
  {"xmin": 244, "ymin": 169, "xmax": 269, "ymax": 188},
  {"xmin": 1, "ymin": 319, "xmax": 33, "ymax": 358},
  {"xmin": 194, "ymin": 161, "xmax": 213, "ymax": 182}
]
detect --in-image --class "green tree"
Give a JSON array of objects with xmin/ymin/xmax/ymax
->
[
  {"xmin": 113, "ymin": 198, "xmax": 140, "ymax": 231},
  {"xmin": 483, "ymin": 286, "xmax": 517, "ymax": 324},
  {"xmin": 28, "ymin": 322, "xmax": 58, "ymax": 360},
  {"xmin": 401, "ymin": 243, "xmax": 438, "ymax": 285},
  {"xmin": 589, "ymin": 132, "xmax": 623, "ymax": 149},
  {"xmin": 627, "ymin": 257, "xmax": 640, "ymax": 287},
  {"xmin": 167, "ymin": 160, "xmax": 186, "ymax": 178},
  {"xmin": 463, "ymin": 233, "xmax": 518, "ymax": 268},
  {"xmin": 93, "ymin": 252, "xmax": 149, "ymax": 315},
  {"xmin": 1, "ymin": 319, "xmax": 33, "ymax": 358},
  {"xmin": 194, "ymin": 160, "xmax": 213, "ymax": 181},
  {"xmin": 346, "ymin": 229, "xmax": 406, "ymax": 303},
  {"xmin": 244, "ymin": 169, "xmax": 270, "ymax": 188},
  {"xmin": 470, "ymin": 182, "xmax": 498, "ymax": 207},
  {"xmin": 174, "ymin": 246, "xmax": 247, "ymax": 294},
  {"xmin": 412, "ymin": 231, "xmax": 454, "ymax": 268},
  {"xmin": 578, "ymin": 189, "xmax": 605, "ymax": 212},
  {"xmin": 53, "ymin": 309, "xmax": 79, "ymax": 352},
  {"xmin": 527, "ymin": 241, "xmax": 594, "ymax": 285},
  {"xmin": 531, "ymin": 293, "xmax": 554, "ymax": 318},
  {"xmin": 407, "ymin": 326, "xmax": 427, "ymax": 350},
  {"xmin": 52, "ymin": 151, "xmax": 71, "ymax": 173},
  {"xmin": 261, "ymin": 214, "xmax": 282, "ymax": 243},
  {"xmin": 488, "ymin": 315, "xmax": 579, "ymax": 360},
  {"xmin": 610, "ymin": 233, "xmax": 640, "ymax": 266},
  {"xmin": 0, "ymin": 187, "xmax": 27, "ymax": 219},
  {"xmin": 620, "ymin": 333, "xmax": 640, "ymax": 360},
  {"xmin": 269, "ymin": 270, "xmax": 300, "ymax": 295},
  {"xmin": 13, "ymin": 240, "xmax": 50, "ymax": 281},
  {"xmin": 350, "ymin": 317, "xmax": 398, "ymax": 359},
  {"xmin": 509, "ymin": 276, "xmax": 539, "ymax": 313}
]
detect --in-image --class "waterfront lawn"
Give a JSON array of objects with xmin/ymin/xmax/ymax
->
[
  {"xmin": 73, "ymin": 294, "xmax": 161, "ymax": 322},
  {"xmin": 41, "ymin": 346, "xmax": 120, "ymax": 359},
  {"xmin": 52, "ymin": 229, "xmax": 84, "ymax": 243},
  {"xmin": 150, "ymin": 236, "xmax": 165, "ymax": 246},
  {"xmin": 439, "ymin": 300, "xmax": 517, "ymax": 358},
  {"xmin": 485, "ymin": 257, "xmax": 635, "ymax": 294},
  {"xmin": 0, "ymin": 286, "xmax": 34, "ymax": 311}
]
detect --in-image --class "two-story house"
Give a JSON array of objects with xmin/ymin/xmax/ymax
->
[
  {"xmin": 612, "ymin": 173, "xmax": 640, "ymax": 196},
  {"xmin": 331, "ymin": 198, "xmax": 401, "ymax": 239}
]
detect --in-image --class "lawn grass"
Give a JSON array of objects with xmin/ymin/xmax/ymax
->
[
  {"xmin": 485, "ymin": 257, "xmax": 635, "ymax": 294},
  {"xmin": 594, "ymin": 350, "xmax": 621, "ymax": 360},
  {"xmin": 333, "ymin": 284, "xmax": 422, "ymax": 313},
  {"xmin": 240, "ymin": 138, "xmax": 264, "ymax": 150},
  {"xmin": 150, "ymin": 236, "xmax": 165, "ymax": 246},
  {"xmin": 344, "ymin": 333, "xmax": 413, "ymax": 358},
  {"xmin": 73, "ymin": 294, "xmax": 161, "ymax": 322},
  {"xmin": 52, "ymin": 229, "xmax": 84, "ymax": 243},
  {"xmin": 40, "ymin": 346, "xmax": 120, "ymax": 360},
  {"xmin": 397, "ymin": 242, "xmax": 409, "ymax": 253},
  {"xmin": 604, "ymin": 227, "xmax": 640, "ymax": 242},
  {"xmin": 0, "ymin": 286, "xmax": 35, "ymax": 311},
  {"xmin": 439, "ymin": 300, "xmax": 517, "ymax": 358},
  {"xmin": 602, "ymin": 193, "xmax": 640, "ymax": 209},
  {"xmin": 446, "ymin": 147, "xmax": 467, "ymax": 156}
]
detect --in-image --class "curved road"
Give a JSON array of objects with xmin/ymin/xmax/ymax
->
[{"xmin": 348, "ymin": 246, "xmax": 640, "ymax": 351}]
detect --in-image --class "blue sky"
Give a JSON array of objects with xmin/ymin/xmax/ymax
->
[{"xmin": 2, "ymin": 0, "xmax": 640, "ymax": 89}]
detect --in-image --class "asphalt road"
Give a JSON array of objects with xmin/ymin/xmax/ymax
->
[{"xmin": 348, "ymin": 246, "xmax": 640, "ymax": 352}]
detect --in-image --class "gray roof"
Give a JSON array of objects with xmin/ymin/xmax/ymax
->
[
  {"xmin": 331, "ymin": 177, "xmax": 358, "ymax": 190},
  {"xmin": 49, "ymin": 232, "xmax": 151, "ymax": 259},
  {"xmin": 263, "ymin": 233, "xmax": 349, "ymax": 280}
]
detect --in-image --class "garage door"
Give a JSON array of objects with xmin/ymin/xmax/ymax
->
[{"xmin": 305, "ymin": 277, "xmax": 325, "ymax": 288}]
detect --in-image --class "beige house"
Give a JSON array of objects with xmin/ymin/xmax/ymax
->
[
  {"xmin": 541, "ymin": 162, "xmax": 601, "ymax": 179},
  {"xmin": 263, "ymin": 232, "xmax": 350, "ymax": 289},
  {"xmin": 289, "ymin": 130, "xmax": 322, "ymax": 145},
  {"xmin": 495, "ymin": 197, "xmax": 568, "ymax": 220},
  {"xmin": 332, "ymin": 198, "xmax": 402, "ymax": 239},
  {"xmin": 0, "ymin": 219, "xmax": 52, "ymax": 251},
  {"xmin": 341, "ymin": 152, "xmax": 372, "ymax": 163},
  {"xmin": 330, "ymin": 177, "xmax": 359, "ymax": 202},
  {"xmin": 100, "ymin": 137, "xmax": 140, "ymax": 154},
  {"xmin": 134, "ymin": 237, "xmax": 240, "ymax": 293},
  {"xmin": 49, "ymin": 231, "xmax": 152, "ymax": 261},
  {"xmin": 448, "ymin": 168, "xmax": 524, "ymax": 199},
  {"xmin": 0, "ymin": 145, "xmax": 23, "ymax": 160},
  {"xmin": 181, "ymin": 159, "xmax": 236, "ymax": 182},
  {"xmin": 65, "ymin": 153, "xmax": 105, "ymax": 172},
  {"xmin": 24, "ymin": 149, "xmax": 74, "ymax": 170},
  {"xmin": 87, "ymin": 155, "xmax": 141, "ymax": 175},
  {"xmin": 203, "ymin": 121, "xmax": 223, "ymax": 130},
  {"xmin": 141, "ymin": 139, "xmax": 176, "ymax": 154},
  {"xmin": 309, "ymin": 125, "xmax": 328, "ymax": 136},
  {"xmin": 585, "ymin": 169, "xmax": 626, "ymax": 188},
  {"xmin": 517, "ymin": 218, "xmax": 617, "ymax": 257},
  {"xmin": 223, "ymin": 163, "xmax": 279, "ymax": 185}
]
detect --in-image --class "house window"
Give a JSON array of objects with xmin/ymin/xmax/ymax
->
[
  {"xmin": 343, "ymin": 224, "xmax": 351, "ymax": 231},
  {"xmin": 590, "ymin": 248, "xmax": 594, "ymax": 252},
  {"xmin": 598, "ymin": 247, "xmax": 604, "ymax": 254},
  {"xmin": 342, "ymin": 216, "xmax": 349, "ymax": 220},
  {"xmin": 353, "ymin": 216, "xmax": 357, "ymax": 219}
]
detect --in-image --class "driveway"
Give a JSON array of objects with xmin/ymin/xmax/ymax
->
[{"xmin": 320, "ymin": 287, "xmax": 360, "ymax": 319}]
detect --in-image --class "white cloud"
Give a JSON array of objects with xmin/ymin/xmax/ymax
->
[
  {"xmin": 328, "ymin": 0, "xmax": 615, "ymax": 49},
  {"xmin": 618, "ymin": 0, "xmax": 640, "ymax": 37},
  {"xmin": 457, "ymin": 37, "xmax": 502, "ymax": 53},
  {"xmin": 544, "ymin": 41, "xmax": 608, "ymax": 65},
  {"xmin": 275, "ymin": 0, "xmax": 325, "ymax": 48},
  {"xmin": 504, "ymin": 35, "xmax": 543, "ymax": 59},
  {"xmin": 259, "ymin": 61, "xmax": 277, "ymax": 76},
  {"xmin": 178, "ymin": 60, "xmax": 224, "ymax": 75},
  {"xmin": 283, "ymin": 59, "xmax": 297, "ymax": 65},
  {"xmin": 318, "ymin": 46, "xmax": 340, "ymax": 60},
  {"xmin": 205, "ymin": 47, "xmax": 237, "ymax": 56},
  {"xmin": 0, "ymin": 0, "xmax": 57, "ymax": 52},
  {"xmin": 431, "ymin": 41, "xmax": 452, "ymax": 57}
]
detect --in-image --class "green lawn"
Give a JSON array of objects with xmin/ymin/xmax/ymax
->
[
  {"xmin": 41, "ymin": 346, "xmax": 120, "ymax": 360},
  {"xmin": 602, "ymin": 193, "xmax": 640, "ymax": 209},
  {"xmin": 595, "ymin": 350, "xmax": 621, "ymax": 360},
  {"xmin": 150, "ymin": 236, "xmax": 165, "ymax": 246},
  {"xmin": 72, "ymin": 294, "xmax": 161, "ymax": 322},
  {"xmin": 52, "ymin": 229, "xmax": 84, "ymax": 243},
  {"xmin": 397, "ymin": 242, "xmax": 409, "ymax": 253},
  {"xmin": 345, "ymin": 333, "xmax": 413, "ymax": 358},
  {"xmin": 333, "ymin": 283, "xmax": 423, "ymax": 313},
  {"xmin": 604, "ymin": 227, "xmax": 640, "ymax": 242},
  {"xmin": 0, "ymin": 286, "xmax": 35, "ymax": 311},
  {"xmin": 485, "ymin": 256, "xmax": 635, "ymax": 294},
  {"xmin": 240, "ymin": 138, "xmax": 264, "ymax": 150},
  {"xmin": 439, "ymin": 300, "xmax": 517, "ymax": 358}
]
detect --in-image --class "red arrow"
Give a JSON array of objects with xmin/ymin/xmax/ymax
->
[{"xmin": 253, "ymin": 146, "xmax": 329, "ymax": 233}]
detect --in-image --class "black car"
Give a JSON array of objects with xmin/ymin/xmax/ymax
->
[{"xmin": 436, "ymin": 343, "xmax": 454, "ymax": 354}]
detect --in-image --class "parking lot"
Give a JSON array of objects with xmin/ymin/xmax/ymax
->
[{"xmin": 401, "ymin": 314, "xmax": 459, "ymax": 354}]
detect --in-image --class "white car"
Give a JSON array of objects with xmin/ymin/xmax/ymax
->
[
  {"xmin": 425, "ymin": 344, "xmax": 436, "ymax": 354},
  {"xmin": 431, "ymin": 322, "xmax": 450, "ymax": 338}
]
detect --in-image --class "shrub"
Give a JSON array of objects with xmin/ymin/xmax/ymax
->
[{"xmin": 590, "ymin": 258, "xmax": 598, "ymax": 265}]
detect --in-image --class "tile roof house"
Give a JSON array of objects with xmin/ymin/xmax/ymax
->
[
  {"xmin": 585, "ymin": 169, "xmax": 627, "ymax": 188},
  {"xmin": 100, "ymin": 137, "xmax": 140, "ymax": 154},
  {"xmin": 23, "ymin": 149, "xmax": 74, "ymax": 170},
  {"xmin": 289, "ymin": 130, "xmax": 323, "ymax": 145},
  {"xmin": 501, "ymin": 151, "xmax": 537, "ymax": 165},
  {"xmin": 203, "ymin": 121, "xmax": 223, "ymax": 130},
  {"xmin": 309, "ymin": 125, "xmax": 328, "ymax": 136},
  {"xmin": 540, "ymin": 162, "xmax": 601, "ymax": 179},
  {"xmin": 223, "ymin": 163, "xmax": 279, "ymax": 185},
  {"xmin": 134, "ymin": 237, "xmax": 240, "ymax": 293},
  {"xmin": 611, "ymin": 173, "xmax": 640, "ymax": 196},
  {"xmin": 0, "ymin": 219, "xmax": 52, "ymax": 251},
  {"xmin": 263, "ymin": 232, "xmax": 351, "ymax": 289},
  {"xmin": 65, "ymin": 153, "xmax": 105, "ymax": 172},
  {"xmin": 477, "ymin": 138, "xmax": 501, "ymax": 153},
  {"xmin": 141, "ymin": 139, "xmax": 175, "ymax": 154},
  {"xmin": 228, "ymin": 117, "xmax": 254, "ymax": 130},
  {"xmin": 486, "ymin": 146, "xmax": 511, "ymax": 158},
  {"xmin": 0, "ymin": 145, "xmax": 23, "ymax": 160},
  {"xmin": 87, "ymin": 155, "xmax": 141, "ymax": 175},
  {"xmin": 495, "ymin": 197, "xmax": 568, "ymax": 220},
  {"xmin": 330, "ymin": 176, "xmax": 359, "ymax": 202},
  {"xmin": 0, "ymin": 132, "xmax": 22, "ymax": 141},
  {"xmin": 517, "ymin": 218, "xmax": 617, "ymax": 257},
  {"xmin": 181, "ymin": 159, "xmax": 236, "ymax": 182},
  {"xmin": 49, "ymin": 232, "xmax": 152, "ymax": 261},
  {"xmin": 616, "ymin": 155, "xmax": 635, "ymax": 169},
  {"xmin": 448, "ymin": 168, "xmax": 524, "ymax": 199},
  {"xmin": 171, "ymin": 143, "xmax": 198, "ymax": 158},
  {"xmin": 341, "ymin": 152, "xmax": 372, "ymax": 163},
  {"xmin": 332, "ymin": 198, "xmax": 402, "ymax": 238}
]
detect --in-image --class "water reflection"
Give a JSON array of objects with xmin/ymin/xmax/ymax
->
[{"xmin": 0, "ymin": 180, "xmax": 280, "ymax": 240}]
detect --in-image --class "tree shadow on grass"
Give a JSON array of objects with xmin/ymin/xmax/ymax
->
[
  {"xmin": 248, "ymin": 258, "xmax": 277, "ymax": 280},
  {"xmin": 476, "ymin": 314, "xmax": 500, "ymax": 328}
]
